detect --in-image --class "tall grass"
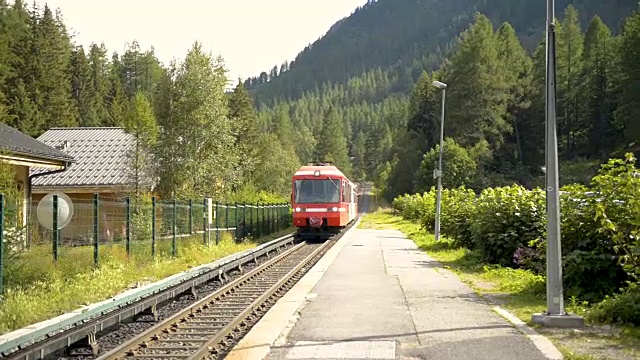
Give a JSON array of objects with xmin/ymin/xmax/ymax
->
[{"xmin": 0, "ymin": 227, "xmax": 294, "ymax": 334}]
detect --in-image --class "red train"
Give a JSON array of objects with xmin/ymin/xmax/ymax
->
[{"xmin": 291, "ymin": 162, "xmax": 358, "ymax": 240}]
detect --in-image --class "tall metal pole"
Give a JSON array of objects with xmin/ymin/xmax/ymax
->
[
  {"xmin": 432, "ymin": 81, "xmax": 447, "ymax": 242},
  {"xmin": 544, "ymin": 0, "xmax": 564, "ymax": 316}
]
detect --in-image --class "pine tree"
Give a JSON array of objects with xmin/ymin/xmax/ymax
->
[
  {"xmin": 581, "ymin": 16, "xmax": 617, "ymax": 156},
  {"xmin": 106, "ymin": 52, "xmax": 129, "ymax": 126},
  {"xmin": 495, "ymin": 22, "xmax": 533, "ymax": 168},
  {"xmin": 87, "ymin": 43, "xmax": 111, "ymax": 125},
  {"xmin": 70, "ymin": 45, "xmax": 97, "ymax": 126},
  {"xmin": 406, "ymin": 71, "xmax": 440, "ymax": 154},
  {"xmin": 556, "ymin": 5, "xmax": 585, "ymax": 157},
  {"xmin": 271, "ymin": 102, "xmax": 294, "ymax": 144},
  {"xmin": 124, "ymin": 92, "xmax": 158, "ymax": 195},
  {"xmin": 228, "ymin": 80, "xmax": 260, "ymax": 182},
  {"xmin": 35, "ymin": 5, "xmax": 78, "ymax": 128},
  {"xmin": 3, "ymin": 0, "xmax": 43, "ymax": 135},
  {"xmin": 314, "ymin": 106, "xmax": 352, "ymax": 177},
  {"xmin": 613, "ymin": 12, "xmax": 640, "ymax": 145},
  {"xmin": 442, "ymin": 13, "xmax": 510, "ymax": 151}
]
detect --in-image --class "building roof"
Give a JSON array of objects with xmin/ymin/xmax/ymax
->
[
  {"xmin": 31, "ymin": 127, "xmax": 137, "ymax": 188},
  {"xmin": 0, "ymin": 123, "xmax": 75, "ymax": 164}
]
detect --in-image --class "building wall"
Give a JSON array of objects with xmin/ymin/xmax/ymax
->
[
  {"xmin": 12, "ymin": 164, "xmax": 28, "ymax": 228},
  {"xmin": 30, "ymin": 191, "xmax": 128, "ymax": 245}
]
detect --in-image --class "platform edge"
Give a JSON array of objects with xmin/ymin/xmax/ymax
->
[
  {"xmin": 492, "ymin": 306, "xmax": 564, "ymax": 360},
  {"xmin": 224, "ymin": 218, "xmax": 362, "ymax": 360}
]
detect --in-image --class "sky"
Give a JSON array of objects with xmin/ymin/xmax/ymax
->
[{"xmin": 37, "ymin": 0, "xmax": 367, "ymax": 83}]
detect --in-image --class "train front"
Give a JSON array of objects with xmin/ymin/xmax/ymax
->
[{"xmin": 291, "ymin": 169, "xmax": 344, "ymax": 239}]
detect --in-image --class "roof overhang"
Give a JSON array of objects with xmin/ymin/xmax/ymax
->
[
  {"xmin": 31, "ymin": 185, "xmax": 138, "ymax": 194},
  {"xmin": 0, "ymin": 153, "xmax": 68, "ymax": 170}
]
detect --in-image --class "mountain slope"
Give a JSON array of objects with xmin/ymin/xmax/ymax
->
[{"xmin": 246, "ymin": 0, "xmax": 637, "ymax": 104}]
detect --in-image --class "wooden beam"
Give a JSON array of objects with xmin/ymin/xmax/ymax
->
[{"xmin": 0, "ymin": 154, "xmax": 66, "ymax": 169}]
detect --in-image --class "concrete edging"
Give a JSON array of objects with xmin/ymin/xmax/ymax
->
[{"xmin": 491, "ymin": 306, "xmax": 564, "ymax": 360}]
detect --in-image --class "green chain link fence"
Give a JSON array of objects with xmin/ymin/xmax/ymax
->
[{"xmin": 0, "ymin": 193, "xmax": 292, "ymax": 295}]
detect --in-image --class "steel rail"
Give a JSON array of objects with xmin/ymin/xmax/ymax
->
[
  {"xmin": 1, "ymin": 234, "xmax": 297, "ymax": 360},
  {"xmin": 187, "ymin": 240, "xmax": 331, "ymax": 359},
  {"xmin": 95, "ymin": 240, "xmax": 316, "ymax": 360}
]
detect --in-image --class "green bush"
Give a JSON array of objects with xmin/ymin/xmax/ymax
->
[
  {"xmin": 415, "ymin": 138, "xmax": 477, "ymax": 193},
  {"xmin": 392, "ymin": 190, "xmax": 435, "ymax": 223},
  {"xmin": 590, "ymin": 153, "xmax": 640, "ymax": 283},
  {"xmin": 559, "ymin": 183, "xmax": 630, "ymax": 302},
  {"xmin": 438, "ymin": 187, "xmax": 477, "ymax": 248},
  {"xmin": 469, "ymin": 185, "xmax": 546, "ymax": 267},
  {"xmin": 588, "ymin": 283, "xmax": 640, "ymax": 326},
  {"xmin": 390, "ymin": 153, "xmax": 639, "ymax": 317}
]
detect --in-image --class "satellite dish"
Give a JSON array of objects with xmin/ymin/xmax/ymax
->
[{"xmin": 37, "ymin": 192, "xmax": 74, "ymax": 230}]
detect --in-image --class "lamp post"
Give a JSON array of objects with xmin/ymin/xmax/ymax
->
[
  {"xmin": 432, "ymin": 80, "xmax": 446, "ymax": 242},
  {"xmin": 531, "ymin": 0, "xmax": 583, "ymax": 328}
]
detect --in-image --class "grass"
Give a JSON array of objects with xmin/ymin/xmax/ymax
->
[
  {"xmin": 0, "ymin": 227, "xmax": 295, "ymax": 334},
  {"xmin": 359, "ymin": 208, "xmax": 640, "ymax": 360}
]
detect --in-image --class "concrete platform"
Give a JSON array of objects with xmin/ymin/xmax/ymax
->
[{"xmin": 227, "ymin": 226, "xmax": 562, "ymax": 360}]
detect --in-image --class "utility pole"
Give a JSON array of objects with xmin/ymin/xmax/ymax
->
[{"xmin": 531, "ymin": 0, "xmax": 584, "ymax": 328}]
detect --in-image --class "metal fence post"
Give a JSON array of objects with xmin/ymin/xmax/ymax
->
[
  {"xmin": 242, "ymin": 202, "xmax": 246, "ymax": 239},
  {"xmin": 52, "ymin": 194, "xmax": 59, "ymax": 261},
  {"xmin": 151, "ymin": 196, "xmax": 156, "ymax": 257},
  {"xmin": 281, "ymin": 203, "xmax": 285, "ymax": 230},
  {"xmin": 172, "ymin": 199, "xmax": 177, "ymax": 257},
  {"xmin": 268, "ymin": 204, "xmax": 273, "ymax": 234},
  {"xmin": 189, "ymin": 199, "xmax": 193, "ymax": 235},
  {"xmin": 125, "ymin": 196, "xmax": 131, "ymax": 257},
  {"xmin": 203, "ymin": 198, "xmax": 207, "ymax": 245},
  {"xmin": 215, "ymin": 201, "xmax": 220, "ymax": 245},
  {"xmin": 255, "ymin": 201, "xmax": 262, "ymax": 239},
  {"xmin": 278, "ymin": 203, "xmax": 282, "ymax": 231},
  {"xmin": 0, "ymin": 193, "xmax": 4, "ymax": 295},
  {"xmin": 93, "ymin": 193, "xmax": 99, "ymax": 266},
  {"xmin": 225, "ymin": 202, "xmax": 229, "ymax": 241},
  {"xmin": 262, "ymin": 203, "xmax": 266, "ymax": 236},
  {"xmin": 224, "ymin": 202, "xmax": 229, "ymax": 241},
  {"xmin": 248, "ymin": 202, "xmax": 253, "ymax": 238},
  {"xmin": 234, "ymin": 202, "xmax": 238, "ymax": 241}
]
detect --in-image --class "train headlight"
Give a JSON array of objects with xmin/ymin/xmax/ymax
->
[
  {"xmin": 295, "ymin": 207, "xmax": 302, "ymax": 212},
  {"xmin": 332, "ymin": 207, "xmax": 338, "ymax": 212}
]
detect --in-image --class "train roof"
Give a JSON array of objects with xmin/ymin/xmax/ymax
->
[{"xmin": 293, "ymin": 164, "xmax": 350, "ymax": 180}]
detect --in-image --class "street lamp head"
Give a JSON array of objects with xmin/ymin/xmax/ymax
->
[{"xmin": 432, "ymin": 80, "xmax": 447, "ymax": 89}]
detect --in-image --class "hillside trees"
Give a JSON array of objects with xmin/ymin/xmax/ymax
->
[
  {"xmin": 253, "ymin": 4, "xmax": 640, "ymax": 200},
  {"xmin": 442, "ymin": 13, "xmax": 510, "ymax": 153},
  {"xmin": 314, "ymin": 107, "xmax": 353, "ymax": 177},
  {"xmin": 246, "ymin": 0, "xmax": 635, "ymax": 105},
  {"xmin": 0, "ymin": 2, "xmax": 300, "ymax": 201},
  {"xmin": 556, "ymin": 5, "xmax": 585, "ymax": 158},
  {"xmin": 614, "ymin": 12, "xmax": 640, "ymax": 145},
  {"xmin": 580, "ymin": 16, "xmax": 617, "ymax": 157}
]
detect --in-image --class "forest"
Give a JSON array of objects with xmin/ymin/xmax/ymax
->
[
  {"xmin": 248, "ymin": 1, "xmax": 640, "ymax": 202},
  {"xmin": 0, "ymin": 0, "xmax": 302, "ymax": 203},
  {"xmin": 1, "ymin": 0, "xmax": 639, "ymax": 204}
]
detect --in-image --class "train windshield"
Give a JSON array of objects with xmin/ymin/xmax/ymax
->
[{"xmin": 294, "ymin": 179, "xmax": 341, "ymax": 204}]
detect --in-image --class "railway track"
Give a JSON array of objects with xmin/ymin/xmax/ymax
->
[{"xmin": 94, "ymin": 223, "xmax": 351, "ymax": 360}]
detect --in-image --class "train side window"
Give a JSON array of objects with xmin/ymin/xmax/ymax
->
[{"xmin": 341, "ymin": 181, "xmax": 347, "ymax": 202}]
